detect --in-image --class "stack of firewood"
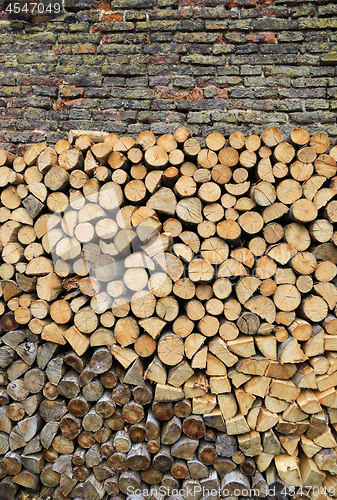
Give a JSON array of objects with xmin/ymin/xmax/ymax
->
[{"xmin": 0, "ymin": 126, "xmax": 337, "ymax": 500}]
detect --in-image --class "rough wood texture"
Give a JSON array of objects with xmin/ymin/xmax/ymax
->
[{"xmin": 1, "ymin": 126, "xmax": 337, "ymax": 497}]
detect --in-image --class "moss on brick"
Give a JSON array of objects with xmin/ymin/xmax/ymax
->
[
  {"xmin": 16, "ymin": 33, "xmax": 57, "ymax": 44},
  {"xmin": 290, "ymin": 111, "xmax": 336, "ymax": 123},
  {"xmin": 187, "ymin": 111, "xmax": 211, "ymax": 123},
  {"xmin": 264, "ymin": 66, "xmax": 310, "ymax": 78},
  {"xmin": 111, "ymin": 88, "xmax": 155, "ymax": 99},
  {"xmin": 318, "ymin": 4, "xmax": 337, "ymax": 17},
  {"xmin": 59, "ymin": 33, "xmax": 101, "ymax": 43},
  {"xmin": 299, "ymin": 18, "xmax": 337, "ymax": 29},
  {"xmin": 102, "ymin": 64, "xmax": 147, "ymax": 76},
  {"xmin": 215, "ymin": 76, "xmax": 243, "ymax": 85},
  {"xmin": 212, "ymin": 44, "xmax": 235, "ymax": 54},
  {"xmin": 181, "ymin": 54, "xmax": 226, "ymax": 65},
  {"xmin": 211, "ymin": 111, "xmax": 236, "ymax": 122},
  {"xmin": 322, "ymin": 52, "xmax": 337, "ymax": 65},
  {"xmin": 252, "ymin": 19, "xmax": 298, "ymax": 30},
  {"xmin": 136, "ymin": 20, "xmax": 182, "ymax": 30},
  {"xmin": 274, "ymin": 100, "xmax": 303, "ymax": 112},
  {"xmin": 306, "ymin": 99, "xmax": 329, "ymax": 110},
  {"xmin": 98, "ymin": 44, "xmax": 142, "ymax": 54},
  {"xmin": 92, "ymin": 22, "xmax": 134, "ymax": 32}
]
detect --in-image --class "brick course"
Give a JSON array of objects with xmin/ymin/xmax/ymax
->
[{"xmin": 0, "ymin": 0, "xmax": 336, "ymax": 152}]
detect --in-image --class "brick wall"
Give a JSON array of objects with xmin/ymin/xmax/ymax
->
[{"xmin": 0, "ymin": 0, "xmax": 337, "ymax": 154}]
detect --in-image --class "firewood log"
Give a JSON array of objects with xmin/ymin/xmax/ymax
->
[{"xmin": 3, "ymin": 125, "xmax": 337, "ymax": 497}]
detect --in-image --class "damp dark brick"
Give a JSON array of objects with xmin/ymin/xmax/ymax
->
[
  {"xmin": 64, "ymin": 0, "xmax": 106, "ymax": 11},
  {"xmin": 86, "ymin": 88, "xmax": 111, "ymax": 98},
  {"xmin": 124, "ymin": 100, "xmax": 152, "ymax": 110},
  {"xmin": 172, "ymin": 76, "xmax": 196, "ymax": 87},
  {"xmin": 175, "ymin": 99, "xmax": 227, "ymax": 111},
  {"xmin": 102, "ymin": 64, "xmax": 148, "ymax": 77},
  {"xmin": 103, "ymin": 77, "xmax": 126, "ymax": 87},
  {"xmin": 125, "ymin": 77, "xmax": 149, "ymax": 87},
  {"xmin": 149, "ymin": 76, "xmax": 172, "ymax": 87},
  {"xmin": 32, "ymin": 86, "xmax": 58, "ymax": 98}
]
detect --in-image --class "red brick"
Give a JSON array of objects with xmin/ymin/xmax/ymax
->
[
  {"xmin": 56, "ymin": 99, "xmax": 83, "ymax": 109},
  {"xmin": 53, "ymin": 45, "xmax": 73, "ymax": 55},
  {"xmin": 246, "ymin": 32, "xmax": 276, "ymax": 43},
  {"xmin": 59, "ymin": 87, "xmax": 85, "ymax": 99},
  {"xmin": 98, "ymin": 1, "xmax": 112, "ymax": 11},
  {"xmin": 156, "ymin": 89, "xmax": 204, "ymax": 100},
  {"xmin": 216, "ymin": 89, "xmax": 229, "ymax": 98},
  {"xmin": 152, "ymin": 55, "xmax": 179, "ymax": 65},
  {"xmin": 74, "ymin": 44, "xmax": 96, "ymax": 54},
  {"xmin": 102, "ymin": 13, "xmax": 124, "ymax": 21},
  {"xmin": 261, "ymin": 33, "xmax": 276, "ymax": 43}
]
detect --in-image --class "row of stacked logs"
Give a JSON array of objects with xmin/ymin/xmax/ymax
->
[{"xmin": 0, "ymin": 126, "xmax": 337, "ymax": 499}]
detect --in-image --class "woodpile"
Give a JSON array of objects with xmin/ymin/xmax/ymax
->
[{"xmin": 0, "ymin": 126, "xmax": 337, "ymax": 499}]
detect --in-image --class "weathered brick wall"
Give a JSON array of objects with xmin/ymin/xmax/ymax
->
[{"xmin": 0, "ymin": 0, "xmax": 337, "ymax": 154}]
